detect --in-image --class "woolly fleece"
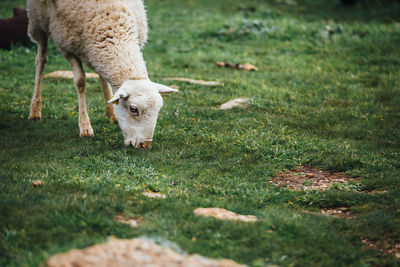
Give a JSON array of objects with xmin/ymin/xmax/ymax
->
[{"xmin": 27, "ymin": 0, "xmax": 149, "ymax": 89}]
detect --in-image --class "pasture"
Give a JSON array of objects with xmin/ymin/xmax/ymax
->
[{"xmin": 0, "ymin": 0, "xmax": 399, "ymax": 266}]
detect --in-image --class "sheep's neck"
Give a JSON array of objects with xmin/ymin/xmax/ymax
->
[{"xmin": 88, "ymin": 42, "xmax": 149, "ymax": 91}]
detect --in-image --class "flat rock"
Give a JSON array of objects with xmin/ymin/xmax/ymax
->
[
  {"xmin": 45, "ymin": 70, "xmax": 99, "ymax": 79},
  {"xmin": 194, "ymin": 208, "xmax": 257, "ymax": 222},
  {"xmin": 164, "ymin": 77, "xmax": 221, "ymax": 86},
  {"xmin": 114, "ymin": 215, "xmax": 141, "ymax": 228},
  {"xmin": 32, "ymin": 180, "xmax": 43, "ymax": 187},
  {"xmin": 142, "ymin": 191, "xmax": 167, "ymax": 199},
  {"xmin": 219, "ymin": 98, "xmax": 248, "ymax": 110},
  {"xmin": 47, "ymin": 238, "xmax": 244, "ymax": 267}
]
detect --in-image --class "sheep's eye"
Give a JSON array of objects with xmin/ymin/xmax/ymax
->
[{"xmin": 130, "ymin": 106, "xmax": 139, "ymax": 115}]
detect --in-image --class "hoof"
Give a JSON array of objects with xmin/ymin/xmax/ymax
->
[
  {"xmin": 79, "ymin": 125, "xmax": 94, "ymax": 137},
  {"xmin": 29, "ymin": 101, "xmax": 42, "ymax": 120},
  {"xmin": 28, "ymin": 113, "xmax": 42, "ymax": 120},
  {"xmin": 106, "ymin": 105, "xmax": 117, "ymax": 124},
  {"xmin": 109, "ymin": 115, "xmax": 118, "ymax": 124}
]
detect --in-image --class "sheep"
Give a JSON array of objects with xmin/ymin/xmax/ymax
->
[
  {"xmin": 26, "ymin": 0, "xmax": 178, "ymax": 148},
  {"xmin": 0, "ymin": 7, "xmax": 30, "ymax": 50}
]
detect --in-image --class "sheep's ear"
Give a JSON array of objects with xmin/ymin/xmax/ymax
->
[
  {"xmin": 152, "ymin": 82, "xmax": 178, "ymax": 95},
  {"xmin": 107, "ymin": 86, "xmax": 129, "ymax": 105}
]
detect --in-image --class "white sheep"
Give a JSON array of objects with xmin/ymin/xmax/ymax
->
[{"xmin": 26, "ymin": 0, "xmax": 177, "ymax": 148}]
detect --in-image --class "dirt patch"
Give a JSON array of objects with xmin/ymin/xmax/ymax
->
[
  {"xmin": 47, "ymin": 238, "xmax": 244, "ymax": 267},
  {"xmin": 114, "ymin": 215, "xmax": 141, "ymax": 228},
  {"xmin": 362, "ymin": 239, "xmax": 400, "ymax": 259},
  {"xmin": 194, "ymin": 208, "xmax": 257, "ymax": 222},
  {"xmin": 320, "ymin": 207, "xmax": 356, "ymax": 218},
  {"xmin": 271, "ymin": 166, "xmax": 359, "ymax": 191}
]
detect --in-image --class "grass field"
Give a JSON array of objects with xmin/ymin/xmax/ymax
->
[{"xmin": 1, "ymin": 0, "xmax": 400, "ymax": 266}]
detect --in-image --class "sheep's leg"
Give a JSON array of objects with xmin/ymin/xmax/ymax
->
[
  {"xmin": 28, "ymin": 38, "xmax": 48, "ymax": 120},
  {"xmin": 99, "ymin": 76, "xmax": 118, "ymax": 124},
  {"xmin": 67, "ymin": 55, "xmax": 94, "ymax": 137}
]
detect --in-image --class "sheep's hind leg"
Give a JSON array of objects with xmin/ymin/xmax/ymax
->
[
  {"xmin": 28, "ymin": 36, "xmax": 48, "ymax": 120},
  {"xmin": 67, "ymin": 55, "xmax": 94, "ymax": 137},
  {"xmin": 99, "ymin": 76, "xmax": 118, "ymax": 124}
]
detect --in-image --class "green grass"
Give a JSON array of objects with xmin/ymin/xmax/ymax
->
[{"xmin": 1, "ymin": 0, "xmax": 400, "ymax": 266}]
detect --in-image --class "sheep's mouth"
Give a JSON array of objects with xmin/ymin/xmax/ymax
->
[
  {"xmin": 135, "ymin": 140, "xmax": 152, "ymax": 149},
  {"xmin": 125, "ymin": 138, "xmax": 152, "ymax": 149}
]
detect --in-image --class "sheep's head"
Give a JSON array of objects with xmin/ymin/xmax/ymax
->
[{"xmin": 107, "ymin": 80, "xmax": 178, "ymax": 148}]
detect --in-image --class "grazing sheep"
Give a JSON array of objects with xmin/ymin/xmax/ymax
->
[
  {"xmin": 0, "ymin": 7, "xmax": 30, "ymax": 50},
  {"xmin": 26, "ymin": 0, "xmax": 177, "ymax": 148}
]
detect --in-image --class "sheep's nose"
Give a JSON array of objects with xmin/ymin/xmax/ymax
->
[
  {"xmin": 135, "ymin": 141, "xmax": 152, "ymax": 149},
  {"xmin": 142, "ymin": 141, "xmax": 152, "ymax": 149}
]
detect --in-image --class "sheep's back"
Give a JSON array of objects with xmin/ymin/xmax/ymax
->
[
  {"xmin": 50, "ymin": 1, "xmax": 142, "ymax": 57},
  {"xmin": 27, "ymin": 0, "xmax": 149, "ymax": 84}
]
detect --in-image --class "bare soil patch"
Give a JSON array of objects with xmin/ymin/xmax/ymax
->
[
  {"xmin": 271, "ymin": 166, "xmax": 359, "ymax": 191},
  {"xmin": 47, "ymin": 238, "xmax": 244, "ymax": 267},
  {"xmin": 320, "ymin": 207, "xmax": 356, "ymax": 218},
  {"xmin": 114, "ymin": 215, "xmax": 141, "ymax": 228},
  {"xmin": 362, "ymin": 239, "xmax": 400, "ymax": 259},
  {"xmin": 194, "ymin": 208, "xmax": 257, "ymax": 222}
]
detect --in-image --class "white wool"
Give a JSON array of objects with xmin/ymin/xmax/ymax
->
[
  {"xmin": 27, "ymin": 0, "xmax": 149, "ymax": 89},
  {"xmin": 26, "ymin": 0, "xmax": 177, "ymax": 147}
]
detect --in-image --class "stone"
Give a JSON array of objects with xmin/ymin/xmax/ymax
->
[
  {"xmin": 47, "ymin": 238, "xmax": 244, "ymax": 267},
  {"xmin": 32, "ymin": 180, "xmax": 43, "ymax": 187},
  {"xmin": 164, "ymin": 77, "xmax": 221, "ymax": 86},
  {"xmin": 219, "ymin": 98, "xmax": 248, "ymax": 110},
  {"xmin": 45, "ymin": 71, "xmax": 99, "ymax": 79},
  {"xmin": 142, "ymin": 191, "xmax": 167, "ymax": 199},
  {"xmin": 114, "ymin": 215, "xmax": 141, "ymax": 228},
  {"xmin": 194, "ymin": 208, "xmax": 257, "ymax": 222}
]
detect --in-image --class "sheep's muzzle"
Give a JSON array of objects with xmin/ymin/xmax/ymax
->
[{"xmin": 135, "ymin": 140, "xmax": 152, "ymax": 149}]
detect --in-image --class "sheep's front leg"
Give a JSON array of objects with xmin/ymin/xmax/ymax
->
[
  {"xmin": 67, "ymin": 55, "xmax": 94, "ymax": 137},
  {"xmin": 28, "ymin": 39, "xmax": 47, "ymax": 120},
  {"xmin": 99, "ymin": 76, "xmax": 118, "ymax": 124}
]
